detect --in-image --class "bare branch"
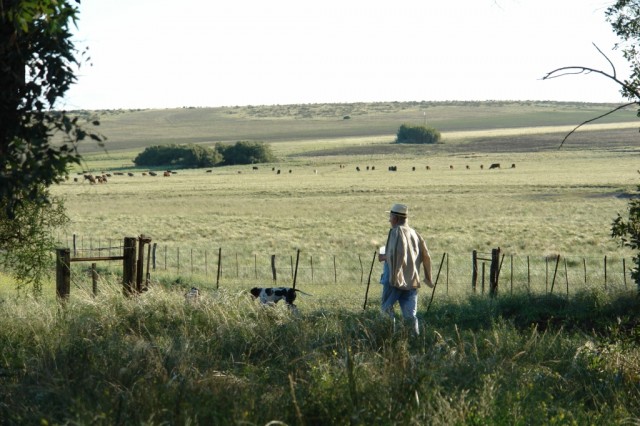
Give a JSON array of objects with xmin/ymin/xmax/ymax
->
[
  {"xmin": 592, "ymin": 43, "xmax": 616, "ymax": 78},
  {"xmin": 558, "ymin": 102, "xmax": 636, "ymax": 149}
]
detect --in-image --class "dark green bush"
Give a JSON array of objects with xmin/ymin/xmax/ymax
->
[
  {"xmin": 133, "ymin": 144, "xmax": 221, "ymax": 168},
  {"xmin": 395, "ymin": 124, "xmax": 441, "ymax": 144},
  {"xmin": 215, "ymin": 141, "xmax": 276, "ymax": 165},
  {"xmin": 134, "ymin": 141, "xmax": 276, "ymax": 168}
]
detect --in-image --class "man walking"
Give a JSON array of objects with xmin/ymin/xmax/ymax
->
[{"xmin": 380, "ymin": 203, "xmax": 433, "ymax": 335}]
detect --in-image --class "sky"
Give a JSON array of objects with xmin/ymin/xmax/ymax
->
[{"xmin": 62, "ymin": 0, "xmax": 629, "ymax": 110}]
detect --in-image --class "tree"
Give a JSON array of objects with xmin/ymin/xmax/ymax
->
[
  {"xmin": 544, "ymin": 1, "xmax": 640, "ymax": 289},
  {"xmin": 215, "ymin": 141, "xmax": 277, "ymax": 165},
  {"xmin": 542, "ymin": 1, "xmax": 640, "ymax": 147},
  {"xmin": 133, "ymin": 144, "xmax": 222, "ymax": 168},
  {"xmin": 1, "ymin": 0, "xmax": 104, "ymax": 219},
  {"xmin": 1, "ymin": 0, "xmax": 103, "ymax": 291},
  {"xmin": 0, "ymin": 190, "xmax": 69, "ymax": 293},
  {"xmin": 395, "ymin": 124, "xmax": 441, "ymax": 144}
]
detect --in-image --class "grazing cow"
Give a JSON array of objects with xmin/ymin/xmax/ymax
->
[
  {"xmin": 249, "ymin": 287, "xmax": 311, "ymax": 309},
  {"xmin": 511, "ymin": 163, "xmax": 516, "ymax": 168},
  {"xmin": 149, "ymin": 171, "xmax": 157, "ymax": 176},
  {"xmin": 426, "ymin": 166, "xmax": 431, "ymax": 170},
  {"xmin": 412, "ymin": 166, "xmax": 416, "ymax": 171},
  {"xmin": 277, "ymin": 169, "xmax": 281, "ymax": 174},
  {"xmin": 127, "ymin": 172, "xmax": 134, "ymax": 177},
  {"xmin": 466, "ymin": 165, "xmax": 470, "ymax": 170},
  {"xmin": 289, "ymin": 170, "xmax": 292, "ymax": 173},
  {"xmin": 371, "ymin": 166, "xmax": 375, "ymax": 170},
  {"xmin": 163, "ymin": 171, "xmax": 171, "ymax": 177},
  {"xmin": 388, "ymin": 166, "xmax": 397, "ymax": 172},
  {"xmin": 356, "ymin": 166, "xmax": 360, "ymax": 172},
  {"xmin": 252, "ymin": 166, "xmax": 259, "ymax": 170},
  {"xmin": 142, "ymin": 172, "xmax": 147, "ymax": 176},
  {"xmin": 84, "ymin": 174, "xmax": 96, "ymax": 184},
  {"xmin": 206, "ymin": 170, "xmax": 212, "ymax": 173},
  {"xmin": 73, "ymin": 177, "xmax": 78, "ymax": 182},
  {"xmin": 480, "ymin": 165, "xmax": 484, "ymax": 170},
  {"xmin": 450, "ymin": 165, "xmax": 454, "ymax": 170},
  {"xmin": 489, "ymin": 163, "xmax": 500, "ymax": 169}
]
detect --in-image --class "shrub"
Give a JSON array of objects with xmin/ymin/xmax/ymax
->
[
  {"xmin": 133, "ymin": 144, "xmax": 221, "ymax": 168},
  {"xmin": 215, "ymin": 141, "xmax": 276, "ymax": 165},
  {"xmin": 395, "ymin": 124, "xmax": 441, "ymax": 144}
]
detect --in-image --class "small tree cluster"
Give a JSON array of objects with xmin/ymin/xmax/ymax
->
[
  {"xmin": 395, "ymin": 124, "xmax": 441, "ymax": 144},
  {"xmin": 215, "ymin": 141, "xmax": 277, "ymax": 166},
  {"xmin": 133, "ymin": 141, "xmax": 276, "ymax": 168},
  {"xmin": 133, "ymin": 144, "xmax": 222, "ymax": 168}
]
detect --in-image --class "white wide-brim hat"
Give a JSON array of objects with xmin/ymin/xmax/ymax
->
[{"xmin": 387, "ymin": 203, "xmax": 408, "ymax": 217}]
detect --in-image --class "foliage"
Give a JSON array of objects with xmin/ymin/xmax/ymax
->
[
  {"xmin": 606, "ymin": 2, "xmax": 640, "ymax": 290},
  {"xmin": 133, "ymin": 144, "xmax": 221, "ymax": 168},
  {"xmin": 133, "ymin": 141, "xmax": 275, "ymax": 168},
  {"xmin": 215, "ymin": 140, "xmax": 277, "ymax": 165},
  {"xmin": 0, "ymin": 0, "xmax": 104, "ymax": 219},
  {"xmin": 605, "ymin": 0, "xmax": 640, "ymax": 103},
  {"xmin": 0, "ymin": 285, "xmax": 638, "ymax": 424},
  {"xmin": 611, "ymin": 185, "xmax": 640, "ymax": 289},
  {"xmin": 0, "ymin": 0, "xmax": 103, "ymax": 291},
  {"xmin": 395, "ymin": 124, "xmax": 441, "ymax": 144},
  {"xmin": 0, "ymin": 189, "xmax": 69, "ymax": 293}
]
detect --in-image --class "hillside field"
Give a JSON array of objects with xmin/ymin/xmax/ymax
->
[
  {"xmin": 45, "ymin": 101, "xmax": 639, "ymax": 293},
  {"xmin": 1, "ymin": 102, "xmax": 640, "ymax": 425}
]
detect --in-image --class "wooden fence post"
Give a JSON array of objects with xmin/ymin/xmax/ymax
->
[
  {"xmin": 604, "ymin": 255, "xmax": 608, "ymax": 290},
  {"xmin": 293, "ymin": 249, "xmax": 300, "ymax": 289},
  {"xmin": 216, "ymin": 247, "xmax": 222, "ymax": 289},
  {"xmin": 472, "ymin": 250, "xmax": 478, "ymax": 293},
  {"xmin": 56, "ymin": 248, "xmax": 71, "ymax": 301},
  {"xmin": 489, "ymin": 248, "xmax": 501, "ymax": 298},
  {"xmin": 271, "ymin": 254, "xmax": 277, "ymax": 284},
  {"xmin": 564, "ymin": 258, "xmax": 569, "ymax": 296},
  {"xmin": 549, "ymin": 254, "xmax": 560, "ymax": 294},
  {"xmin": 91, "ymin": 262, "xmax": 98, "ymax": 297},
  {"xmin": 136, "ymin": 235, "xmax": 149, "ymax": 293},
  {"xmin": 122, "ymin": 237, "xmax": 137, "ymax": 296}
]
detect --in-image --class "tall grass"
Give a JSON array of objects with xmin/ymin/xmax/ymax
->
[{"xmin": 1, "ymin": 281, "xmax": 638, "ymax": 425}]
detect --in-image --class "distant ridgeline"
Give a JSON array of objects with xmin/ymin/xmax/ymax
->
[{"xmin": 133, "ymin": 141, "xmax": 276, "ymax": 168}]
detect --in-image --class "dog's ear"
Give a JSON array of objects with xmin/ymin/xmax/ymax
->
[{"xmin": 249, "ymin": 287, "xmax": 260, "ymax": 297}]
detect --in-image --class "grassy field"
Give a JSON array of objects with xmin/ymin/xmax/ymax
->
[
  {"xmin": 45, "ymin": 102, "xmax": 639, "ymax": 295},
  {"xmin": 2, "ymin": 101, "xmax": 640, "ymax": 424}
]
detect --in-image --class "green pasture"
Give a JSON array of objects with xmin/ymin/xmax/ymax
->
[
  {"xmin": 42, "ymin": 101, "xmax": 639, "ymax": 301},
  {"xmin": 3, "ymin": 102, "xmax": 640, "ymax": 425}
]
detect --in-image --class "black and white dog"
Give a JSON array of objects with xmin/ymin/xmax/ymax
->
[
  {"xmin": 249, "ymin": 287, "xmax": 311, "ymax": 308},
  {"xmin": 184, "ymin": 287, "xmax": 200, "ymax": 301}
]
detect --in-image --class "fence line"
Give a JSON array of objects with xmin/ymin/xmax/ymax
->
[{"xmin": 53, "ymin": 235, "xmax": 635, "ymax": 295}]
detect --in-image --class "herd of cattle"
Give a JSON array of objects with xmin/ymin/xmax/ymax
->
[
  {"xmin": 69, "ymin": 162, "xmax": 515, "ymax": 184},
  {"xmin": 71, "ymin": 170, "xmax": 176, "ymax": 183}
]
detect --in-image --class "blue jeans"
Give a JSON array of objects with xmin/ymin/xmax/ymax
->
[
  {"xmin": 380, "ymin": 261, "xmax": 392, "ymax": 304},
  {"xmin": 380, "ymin": 263, "xmax": 419, "ymax": 335}
]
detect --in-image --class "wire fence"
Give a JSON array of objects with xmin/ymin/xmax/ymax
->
[{"xmin": 54, "ymin": 235, "xmax": 635, "ymax": 297}]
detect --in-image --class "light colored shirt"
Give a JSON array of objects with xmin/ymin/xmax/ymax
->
[{"xmin": 385, "ymin": 224, "xmax": 433, "ymax": 290}]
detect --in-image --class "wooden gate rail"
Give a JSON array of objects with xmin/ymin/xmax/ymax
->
[{"xmin": 56, "ymin": 235, "xmax": 151, "ymax": 301}]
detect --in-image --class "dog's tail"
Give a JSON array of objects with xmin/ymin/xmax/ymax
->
[{"xmin": 294, "ymin": 289, "xmax": 312, "ymax": 296}]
